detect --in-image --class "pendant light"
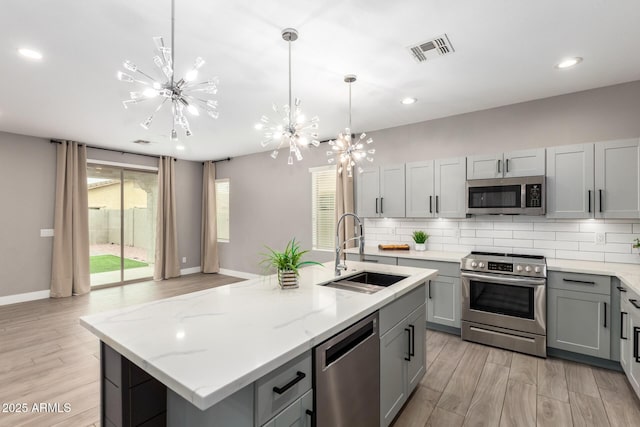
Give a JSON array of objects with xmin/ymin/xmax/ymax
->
[
  {"xmin": 327, "ymin": 75, "xmax": 374, "ymax": 177},
  {"xmin": 117, "ymin": 0, "xmax": 220, "ymax": 142},
  {"xmin": 256, "ymin": 28, "xmax": 319, "ymax": 165}
]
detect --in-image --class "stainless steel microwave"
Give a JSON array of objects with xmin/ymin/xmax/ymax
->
[{"xmin": 466, "ymin": 176, "xmax": 545, "ymax": 215}]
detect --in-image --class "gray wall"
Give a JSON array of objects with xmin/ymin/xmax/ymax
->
[
  {"xmin": 0, "ymin": 132, "xmax": 56, "ymax": 297},
  {"xmin": 217, "ymin": 80, "xmax": 640, "ymax": 274},
  {"xmin": 0, "ymin": 135, "xmax": 203, "ymax": 298}
]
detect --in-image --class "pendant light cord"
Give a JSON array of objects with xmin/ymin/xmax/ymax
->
[
  {"xmin": 348, "ymin": 81, "xmax": 352, "ymax": 130},
  {"xmin": 288, "ymin": 38, "xmax": 292, "ymax": 127},
  {"xmin": 170, "ymin": 0, "xmax": 175, "ymax": 88}
]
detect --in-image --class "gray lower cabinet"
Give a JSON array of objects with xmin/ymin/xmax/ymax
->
[
  {"xmin": 620, "ymin": 285, "xmax": 640, "ymax": 399},
  {"xmin": 380, "ymin": 303, "xmax": 426, "ymax": 427},
  {"xmin": 427, "ymin": 276, "xmax": 461, "ymax": 328},
  {"xmin": 547, "ymin": 288, "xmax": 611, "ymax": 359},
  {"xmin": 261, "ymin": 390, "xmax": 313, "ymax": 427}
]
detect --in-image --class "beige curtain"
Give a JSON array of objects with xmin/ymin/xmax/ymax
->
[
  {"xmin": 201, "ymin": 161, "xmax": 220, "ymax": 273},
  {"xmin": 154, "ymin": 156, "xmax": 181, "ymax": 280},
  {"xmin": 50, "ymin": 141, "xmax": 90, "ymax": 298},
  {"xmin": 336, "ymin": 167, "xmax": 356, "ymax": 257}
]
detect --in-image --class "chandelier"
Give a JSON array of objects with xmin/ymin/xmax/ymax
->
[
  {"xmin": 256, "ymin": 28, "xmax": 319, "ymax": 165},
  {"xmin": 117, "ymin": 0, "xmax": 219, "ymax": 141},
  {"xmin": 327, "ymin": 75, "xmax": 374, "ymax": 177}
]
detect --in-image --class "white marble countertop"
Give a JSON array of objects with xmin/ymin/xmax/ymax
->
[
  {"xmin": 345, "ymin": 246, "xmax": 640, "ymax": 295},
  {"xmin": 80, "ymin": 261, "xmax": 437, "ymax": 411}
]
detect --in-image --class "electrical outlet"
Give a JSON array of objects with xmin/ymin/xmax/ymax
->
[
  {"xmin": 40, "ymin": 229, "xmax": 54, "ymax": 237},
  {"xmin": 595, "ymin": 233, "xmax": 605, "ymax": 245},
  {"xmin": 182, "ymin": 257, "xmax": 187, "ymax": 264}
]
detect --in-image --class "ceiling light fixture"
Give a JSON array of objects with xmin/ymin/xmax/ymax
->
[
  {"xmin": 401, "ymin": 97, "xmax": 417, "ymax": 105},
  {"xmin": 556, "ymin": 57, "xmax": 583, "ymax": 69},
  {"xmin": 257, "ymin": 28, "xmax": 319, "ymax": 165},
  {"xmin": 327, "ymin": 75, "xmax": 374, "ymax": 177},
  {"xmin": 117, "ymin": 0, "xmax": 219, "ymax": 141},
  {"xmin": 18, "ymin": 48, "xmax": 43, "ymax": 60}
]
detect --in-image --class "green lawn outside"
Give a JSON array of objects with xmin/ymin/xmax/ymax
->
[{"xmin": 90, "ymin": 254, "xmax": 149, "ymax": 274}]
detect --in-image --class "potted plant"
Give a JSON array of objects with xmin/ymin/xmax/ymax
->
[
  {"xmin": 260, "ymin": 238, "xmax": 322, "ymax": 288},
  {"xmin": 412, "ymin": 230, "xmax": 429, "ymax": 251},
  {"xmin": 633, "ymin": 238, "xmax": 640, "ymax": 251}
]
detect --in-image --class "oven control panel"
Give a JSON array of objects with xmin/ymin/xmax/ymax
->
[
  {"xmin": 488, "ymin": 261, "xmax": 513, "ymax": 272},
  {"xmin": 461, "ymin": 255, "xmax": 546, "ymax": 278}
]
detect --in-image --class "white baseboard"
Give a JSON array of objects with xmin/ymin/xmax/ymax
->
[
  {"xmin": 0, "ymin": 290, "xmax": 50, "ymax": 306},
  {"xmin": 180, "ymin": 266, "xmax": 202, "ymax": 275},
  {"xmin": 219, "ymin": 268, "xmax": 260, "ymax": 280}
]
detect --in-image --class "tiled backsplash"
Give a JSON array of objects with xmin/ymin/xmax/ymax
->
[{"xmin": 365, "ymin": 216, "xmax": 640, "ymax": 264}]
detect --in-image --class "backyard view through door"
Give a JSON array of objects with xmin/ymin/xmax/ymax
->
[{"xmin": 87, "ymin": 164, "xmax": 158, "ymax": 286}]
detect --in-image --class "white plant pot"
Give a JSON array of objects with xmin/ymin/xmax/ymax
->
[{"xmin": 414, "ymin": 243, "xmax": 426, "ymax": 251}]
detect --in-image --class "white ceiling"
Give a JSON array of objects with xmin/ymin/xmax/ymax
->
[{"xmin": 1, "ymin": 0, "xmax": 640, "ymax": 161}]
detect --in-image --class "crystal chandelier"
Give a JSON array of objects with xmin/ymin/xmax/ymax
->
[
  {"xmin": 117, "ymin": 0, "xmax": 219, "ymax": 141},
  {"xmin": 256, "ymin": 28, "xmax": 319, "ymax": 165},
  {"xmin": 327, "ymin": 75, "xmax": 374, "ymax": 177}
]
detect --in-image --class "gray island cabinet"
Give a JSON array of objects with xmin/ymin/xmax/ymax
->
[{"xmin": 81, "ymin": 262, "xmax": 437, "ymax": 427}]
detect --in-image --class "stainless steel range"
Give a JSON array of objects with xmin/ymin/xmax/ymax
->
[{"xmin": 460, "ymin": 251, "xmax": 547, "ymax": 357}]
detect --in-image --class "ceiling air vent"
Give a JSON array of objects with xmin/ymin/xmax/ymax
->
[{"xmin": 408, "ymin": 34, "xmax": 454, "ymax": 63}]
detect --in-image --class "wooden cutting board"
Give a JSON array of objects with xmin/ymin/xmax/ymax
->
[{"xmin": 377, "ymin": 244, "xmax": 411, "ymax": 250}]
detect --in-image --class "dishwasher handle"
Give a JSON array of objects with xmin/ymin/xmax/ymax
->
[{"xmin": 320, "ymin": 312, "xmax": 378, "ymax": 369}]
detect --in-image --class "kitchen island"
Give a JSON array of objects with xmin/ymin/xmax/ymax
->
[{"xmin": 80, "ymin": 261, "xmax": 437, "ymax": 426}]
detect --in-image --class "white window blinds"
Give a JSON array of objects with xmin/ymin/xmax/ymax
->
[
  {"xmin": 311, "ymin": 166, "xmax": 336, "ymax": 250},
  {"xmin": 215, "ymin": 179, "xmax": 230, "ymax": 242}
]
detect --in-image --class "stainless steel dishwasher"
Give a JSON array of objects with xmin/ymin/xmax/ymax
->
[{"xmin": 314, "ymin": 311, "xmax": 380, "ymax": 427}]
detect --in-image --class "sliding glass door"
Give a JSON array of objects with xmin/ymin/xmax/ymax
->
[{"xmin": 87, "ymin": 164, "xmax": 157, "ymax": 286}]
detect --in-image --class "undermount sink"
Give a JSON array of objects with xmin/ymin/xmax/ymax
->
[{"xmin": 322, "ymin": 272, "xmax": 408, "ymax": 294}]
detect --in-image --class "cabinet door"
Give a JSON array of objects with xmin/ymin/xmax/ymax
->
[
  {"xmin": 546, "ymin": 144, "xmax": 595, "ymax": 219},
  {"xmin": 621, "ymin": 297, "xmax": 630, "ymax": 374},
  {"xmin": 427, "ymin": 276, "xmax": 461, "ymax": 328},
  {"xmin": 629, "ymin": 311, "xmax": 640, "ymax": 396},
  {"xmin": 406, "ymin": 161, "xmax": 435, "ymax": 218},
  {"xmin": 380, "ymin": 164, "xmax": 406, "ymax": 218},
  {"xmin": 435, "ymin": 157, "xmax": 466, "ymax": 218},
  {"xmin": 356, "ymin": 167, "xmax": 380, "ymax": 217},
  {"xmin": 503, "ymin": 148, "xmax": 546, "ymax": 178},
  {"xmin": 595, "ymin": 138, "xmax": 640, "ymax": 219},
  {"xmin": 548, "ymin": 289, "xmax": 611, "ymax": 359},
  {"xmin": 466, "ymin": 154, "xmax": 503, "ymax": 179},
  {"xmin": 406, "ymin": 304, "xmax": 426, "ymax": 394},
  {"xmin": 380, "ymin": 320, "xmax": 408, "ymax": 427}
]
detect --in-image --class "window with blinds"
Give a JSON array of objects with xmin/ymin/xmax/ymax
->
[
  {"xmin": 215, "ymin": 179, "xmax": 230, "ymax": 242},
  {"xmin": 311, "ymin": 166, "xmax": 337, "ymax": 250}
]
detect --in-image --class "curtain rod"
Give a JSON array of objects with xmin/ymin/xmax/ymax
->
[
  {"xmin": 202, "ymin": 157, "xmax": 231, "ymax": 165},
  {"xmin": 50, "ymin": 140, "xmax": 177, "ymax": 161}
]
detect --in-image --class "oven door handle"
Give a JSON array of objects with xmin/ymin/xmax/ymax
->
[{"xmin": 461, "ymin": 272, "xmax": 546, "ymax": 287}]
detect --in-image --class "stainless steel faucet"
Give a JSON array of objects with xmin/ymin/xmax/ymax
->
[{"xmin": 335, "ymin": 212, "xmax": 364, "ymax": 276}]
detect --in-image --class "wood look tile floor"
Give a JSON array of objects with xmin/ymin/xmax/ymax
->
[
  {"xmin": 0, "ymin": 273, "xmax": 243, "ymax": 427},
  {"xmin": 393, "ymin": 330, "xmax": 640, "ymax": 427},
  {"xmin": 3, "ymin": 279, "xmax": 640, "ymax": 427}
]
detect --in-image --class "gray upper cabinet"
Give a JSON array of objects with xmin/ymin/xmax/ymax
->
[
  {"xmin": 595, "ymin": 138, "xmax": 640, "ymax": 219},
  {"xmin": 405, "ymin": 158, "xmax": 465, "ymax": 219},
  {"xmin": 467, "ymin": 149, "xmax": 545, "ymax": 180},
  {"xmin": 357, "ymin": 165, "xmax": 405, "ymax": 218},
  {"xmin": 546, "ymin": 143, "xmax": 595, "ymax": 219}
]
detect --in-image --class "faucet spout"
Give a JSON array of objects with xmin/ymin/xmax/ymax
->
[{"xmin": 335, "ymin": 212, "xmax": 364, "ymax": 276}]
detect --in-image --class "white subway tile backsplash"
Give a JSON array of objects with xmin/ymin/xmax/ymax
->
[
  {"xmin": 555, "ymin": 232, "xmax": 595, "ymax": 242},
  {"xmin": 534, "ymin": 222, "xmax": 580, "ymax": 232},
  {"xmin": 459, "ymin": 237, "xmax": 494, "ymax": 246},
  {"xmin": 476, "ymin": 229, "xmax": 513, "ymax": 239},
  {"xmin": 604, "ymin": 253, "xmax": 640, "ymax": 264},
  {"xmin": 494, "ymin": 238, "xmax": 534, "ymax": 248},
  {"xmin": 579, "ymin": 242, "xmax": 631, "ymax": 254},
  {"xmin": 534, "ymin": 240, "xmax": 579, "ymax": 251},
  {"xmin": 460, "ymin": 229, "xmax": 476, "ymax": 238},
  {"xmin": 512, "ymin": 231, "xmax": 555, "ymax": 240},
  {"xmin": 555, "ymin": 250, "xmax": 605, "ymax": 262},
  {"xmin": 607, "ymin": 233, "xmax": 640, "ymax": 244},
  {"xmin": 634, "ymin": 224, "xmax": 640, "ymax": 234},
  {"xmin": 459, "ymin": 222, "xmax": 493, "ymax": 230},
  {"xmin": 494, "ymin": 222, "xmax": 534, "ymax": 231},
  {"xmin": 579, "ymin": 222, "xmax": 633, "ymax": 233},
  {"xmin": 442, "ymin": 244, "xmax": 474, "ymax": 252}
]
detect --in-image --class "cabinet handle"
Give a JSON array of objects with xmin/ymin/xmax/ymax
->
[
  {"xmin": 617, "ymin": 286, "xmax": 627, "ymax": 293},
  {"xmin": 306, "ymin": 409, "xmax": 313, "ymax": 418},
  {"xmin": 363, "ymin": 259, "xmax": 379, "ymax": 263},
  {"xmin": 409, "ymin": 324, "xmax": 415, "ymax": 357},
  {"xmin": 272, "ymin": 371, "xmax": 306, "ymax": 394},
  {"xmin": 436, "ymin": 195, "xmax": 439, "ymax": 214},
  {"xmin": 375, "ymin": 198, "xmax": 378, "ymax": 214},
  {"xmin": 599, "ymin": 189, "xmax": 603, "ymax": 213},
  {"xmin": 497, "ymin": 159, "xmax": 501, "ymax": 174},
  {"xmin": 428, "ymin": 281, "xmax": 432, "ymax": 299},
  {"xmin": 380, "ymin": 197, "xmax": 384, "ymax": 214},
  {"xmin": 634, "ymin": 327, "xmax": 640, "ymax": 363},
  {"xmin": 621, "ymin": 311, "xmax": 628, "ymax": 340},
  {"xmin": 588, "ymin": 190, "xmax": 591, "ymax": 213},
  {"xmin": 429, "ymin": 196, "xmax": 433, "ymax": 214},
  {"xmin": 506, "ymin": 158, "xmax": 509, "ymax": 173},
  {"xmin": 562, "ymin": 278, "xmax": 596, "ymax": 285},
  {"xmin": 404, "ymin": 328, "xmax": 411, "ymax": 361},
  {"xmin": 630, "ymin": 299, "xmax": 640, "ymax": 309},
  {"xmin": 603, "ymin": 302, "xmax": 607, "ymax": 328}
]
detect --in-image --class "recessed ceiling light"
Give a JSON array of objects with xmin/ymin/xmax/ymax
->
[
  {"xmin": 401, "ymin": 97, "xmax": 417, "ymax": 105},
  {"xmin": 556, "ymin": 57, "xmax": 583, "ymax": 69},
  {"xmin": 18, "ymin": 48, "xmax": 43, "ymax": 60},
  {"xmin": 176, "ymin": 144, "xmax": 185, "ymax": 151}
]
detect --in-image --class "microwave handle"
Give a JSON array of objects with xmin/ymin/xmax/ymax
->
[
  {"xmin": 506, "ymin": 158, "xmax": 509, "ymax": 173},
  {"xmin": 497, "ymin": 159, "xmax": 501, "ymax": 174},
  {"xmin": 588, "ymin": 190, "xmax": 591, "ymax": 213}
]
